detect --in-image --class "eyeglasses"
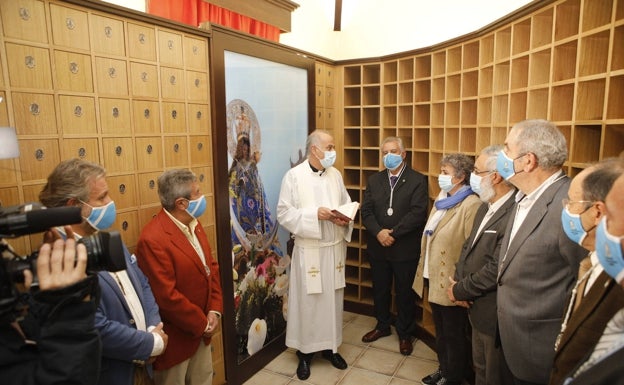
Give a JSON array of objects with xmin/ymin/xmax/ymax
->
[
  {"xmin": 473, "ymin": 169, "xmax": 495, "ymax": 175},
  {"xmin": 562, "ymin": 198, "xmax": 595, "ymax": 211}
]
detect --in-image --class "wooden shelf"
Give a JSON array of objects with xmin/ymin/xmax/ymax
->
[{"xmin": 334, "ymin": 0, "xmax": 621, "ymax": 338}]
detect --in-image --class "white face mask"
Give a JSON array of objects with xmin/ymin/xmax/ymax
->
[
  {"xmin": 438, "ymin": 174, "xmax": 455, "ymax": 192},
  {"xmin": 470, "ymin": 172, "xmax": 495, "ymax": 202}
]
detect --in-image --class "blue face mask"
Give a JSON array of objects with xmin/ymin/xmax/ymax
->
[
  {"xmin": 596, "ymin": 216, "xmax": 624, "ymax": 284},
  {"xmin": 82, "ymin": 200, "xmax": 116, "ymax": 230},
  {"xmin": 320, "ymin": 150, "xmax": 336, "ymax": 169},
  {"xmin": 186, "ymin": 195, "xmax": 207, "ymax": 218},
  {"xmin": 497, "ymin": 151, "xmax": 524, "ymax": 180},
  {"xmin": 438, "ymin": 174, "xmax": 455, "ymax": 192},
  {"xmin": 383, "ymin": 153, "xmax": 403, "ymax": 171},
  {"xmin": 561, "ymin": 206, "xmax": 591, "ymax": 247}
]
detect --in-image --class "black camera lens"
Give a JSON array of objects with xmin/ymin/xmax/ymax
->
[
  {"xmin": 78, "ymin": 231, "xmax": 126, "ymax": 273},
  {"xmin": 6, "ymin": 231, "xmax": 127, "ymax": 285}
]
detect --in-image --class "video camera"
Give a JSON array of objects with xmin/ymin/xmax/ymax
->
[{"xmin": 0, "ymin": 202, "xmax": 127, "ymax": 322}]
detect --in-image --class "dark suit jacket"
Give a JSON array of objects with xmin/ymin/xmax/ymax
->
[
  {"xmin": 496, "ymin": 175, "xmax": 588, "ymax": 384},
  {"xmin": 361, "ymin": 166, "xmax": 428, "ymax": 261},
  {"xmin": 136, "ymin": 209, "xmax": 223, "ymax": 370},
  {"xmin": 549, "ymin": 271, "xmax": 624, "ymax": 385},
  {"xmin": 564, "ymin": 344, "xmax": 624, "ymax": 385},
  {"xmin": 453, "ymin": 192, "xmax": 515, "ymax": 336},
  {"xmin": 96, "ymin": 245, "xmax": 161, "ymax": 385}
]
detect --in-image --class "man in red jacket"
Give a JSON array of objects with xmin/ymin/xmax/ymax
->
[{"xmin": 136, "ymin": 169, "xmax": 223, "ymax": 385}]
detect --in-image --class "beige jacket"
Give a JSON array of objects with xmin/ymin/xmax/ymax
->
[{"xmin": 413, "ymin": 194, "xmax": 480, "ymax": 306}]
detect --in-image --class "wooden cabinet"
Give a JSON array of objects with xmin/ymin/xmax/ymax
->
[
  {"xmin": 59, "ymin": 95, "xmax": 97, "ymax": 135},
  {"xmin": 128, "ymin": 23, "xmax": 156, "ymax": 61},
  {"xmin": 12, "ymin": 92, "xmax": 57, "ymax": 135},
  {"xmin": 334, "ymin": 0, "xmax": 624, "ymax": 337},
  {"xmin": 54, "ymin": 51, "xmax": 94, "ymax": 92},
  {"xmin": 5, "ymin": 43, "xmax": 53, "ymax": 89},
  {"xmin": 0, "ymin": 0, "xmax": 48, "ymax": 43},
  {"xmin": 0, "ymin": 1, "xmax": 220, "ymax": 380},
  {"xmin": 50, "ymin": 4, "xmax": 90, "ymax": 50}
]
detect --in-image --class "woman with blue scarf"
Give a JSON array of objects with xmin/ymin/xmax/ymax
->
[{"xmin": 413, "ymin": 153, "xmax": 481, "ymax": 385}]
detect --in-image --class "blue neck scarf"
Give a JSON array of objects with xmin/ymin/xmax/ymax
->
[{"xmin": 434, "ymin": 185, "xmax": 474, "ymax": 210}]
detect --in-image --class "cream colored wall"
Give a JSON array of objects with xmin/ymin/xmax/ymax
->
[
  {"xmin": 280, "ymin": 0, "xmax": 534, "ymax": 60},
  {"xmin": 102, "ymin": 0, "xmax": 146, "ymax": 12},
  {"xmin": 105, "ymin": 0, "xmax": 533, "ymax": 61}
]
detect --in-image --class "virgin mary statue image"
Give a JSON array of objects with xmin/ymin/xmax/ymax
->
[{"xmin": 226, "ymin": 99, "xmax": 288, "ymax": 360}]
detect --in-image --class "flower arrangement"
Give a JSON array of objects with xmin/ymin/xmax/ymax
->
[{"xmin": 233, "ymin": 243, "xmax": 290, "ymax": 359}]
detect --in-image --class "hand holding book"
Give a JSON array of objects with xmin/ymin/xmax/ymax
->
[{"xmin": 331, "ymin": 201, "xmax": 360, "ymax": 222}]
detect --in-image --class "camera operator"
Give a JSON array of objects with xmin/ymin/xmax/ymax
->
[
  {"xmin": 0, "ymin": 232, "xmax": 101, "ymax": 385},
  {"xmin": 39, "ymin": 159, "xmax": 168, "ymax": 385}
]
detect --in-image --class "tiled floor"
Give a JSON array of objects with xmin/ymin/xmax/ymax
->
[{"xmin": 243, "ymin": 311, "xmax": 440, "ymax": 385}]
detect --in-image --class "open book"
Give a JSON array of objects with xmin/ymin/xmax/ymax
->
[{"xmin": 331, "ymin": 201, "xmax": 360, "ymax": 222}]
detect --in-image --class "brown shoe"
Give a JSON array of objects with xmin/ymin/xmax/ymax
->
[
  {"xmin": 361, "ymin": 328, "xmax": 391, "ymax": 343},
  {"xmin": 399, "ymin": 337, "xmax": 414, "ymax": 355}
]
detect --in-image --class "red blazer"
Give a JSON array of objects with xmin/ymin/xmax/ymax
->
[{"xmin": 136, "ymin": 209, "xmax": 223, "ymax": 370}]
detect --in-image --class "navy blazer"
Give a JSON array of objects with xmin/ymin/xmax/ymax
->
[
  {"xmin": 453, "ymin": 192, "xmax": 515, "ymax": 336},
  {"xmin": 95, "ymin": 245, "xmax": 161, "ymax": 385}
]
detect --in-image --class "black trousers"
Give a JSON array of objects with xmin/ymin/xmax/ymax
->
[
  {"xmin": 431, "ymin": 302, "xmax": 470, "ymax": 382},
  {"xmin": 369, "ymin": 255, "xmax": 417, "ymax": 340}
]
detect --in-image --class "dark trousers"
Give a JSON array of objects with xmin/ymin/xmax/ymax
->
[
  {"xmin": 369, "ymin": 256, "xmax": 417, "ymax": 339},
  {"xmin": 431, "ymin": 302, "xmax": 470, "ymax": 382},
  {"xmin": 471, "ymin": 321, "xmax": 513, "ymax": 385}
]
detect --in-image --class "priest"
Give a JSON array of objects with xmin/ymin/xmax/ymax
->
[{"xmin": 277, "ymin": 129, "xmax": 354, "ymax": 381}]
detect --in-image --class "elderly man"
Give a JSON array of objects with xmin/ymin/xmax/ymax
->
[
  {"xmin": 136, "ymin": 169, "xmax": 223, "ymax": 385},
  {"xmin": 548, "ymin": 159, "xmax": 624, "ymax": 385},
  {"xmin": 446, "ymin": 145, "xmax": 516, "ymax": 385},
  {"xmin": 495, "ymin": 119, "xmax": 587, "ymax": 385},
  {"xmin": 277, "ymin": 129, "xmax": 353, "ymax": 380},
  {"xmin": 562, "ymin": 162, "xmax": 624, "ymax": 385},
  {"xmin": 361, "ymin": 136, "xmax": 428, "ymax": 356}
]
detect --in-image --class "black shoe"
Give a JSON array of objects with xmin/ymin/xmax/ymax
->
[
  {"xmin": 422, "ymin": 368, "xmax": 442, "ymax": 385},
  {"xmin": 296, "ymin": 351, "xmax": 313, "ymax": 380},
  {"xmin": 321, "ymin": 350, "xmax": 348, "ymax": 370}
]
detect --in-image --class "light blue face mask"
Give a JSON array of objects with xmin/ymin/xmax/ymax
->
[
  {"xmin": 320, "ymin": 150, "xmax": 336, "ymax": 169},
  {"xmin": 438, "ymin": 174, "xmax": 455, "ymax": 192},
  {"xmin": 497, "ymin": 151, "xmax": 525, "ymax": 181},
  {"xmin": 383, "ymin": 153, "xmax": 403, "ymax": 171},
  {"xmin": 561, "ymin": 206, "xmax": 592, "ymax": 247},
  {"xmin": 469, "ymin": 173, "xmax": 484, "ymax": 195},
  {"xmin": 186, "ymin": 195, "xmax": 207, "ymax": 218},
  {"xmin": 82, "ymin": 200, "xmax": 116, "ymax": 231},
  {"xmin": 596, "ymin": 216, "xmax": 624, "ymax": 284}
]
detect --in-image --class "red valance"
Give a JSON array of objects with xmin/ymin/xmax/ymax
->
[{"xmin": 148, "ymin": 0, "xmax": 280, "ymax": 41}]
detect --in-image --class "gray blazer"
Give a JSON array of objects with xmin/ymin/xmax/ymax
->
[
  {"xmin": 453, "ymin": 192, "xmax": 515, "ymax": 336},
  {"xmin": 496, "ymin": 175, "xmax": 587, "ymax": 384}
]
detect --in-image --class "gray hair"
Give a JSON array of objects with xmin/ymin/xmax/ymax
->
[
  {"xmin": 441, "ymin": 153, "xmax": 474, "ymax": 185},
  {"xmin": 39, "ymin": 158, "xmax": 106, "ymax": 208},
  {"xmin": 305, "ymin": 129, "xmax": 331, "ymax": 154},
  {"xmin": 582, "ymin": 158, "xmax": 624, "ymax": 202},
  {"xmin": 481, "ymin": 144, "xmax": 503, "ymax": 171},
  {"xmin": 381, "ymin": 136, "xmax": 405, "ymax": 152},
  {"xmin": 512, "ymin": 119, "xmax": 568, "ymax": 169},
  {"xmin": 158, "ymin": 169, "xmax": 197, "ymax": 211},
  {"xmin": 481, "ymin": 144, "xmax": 514, "ymax": 187}
]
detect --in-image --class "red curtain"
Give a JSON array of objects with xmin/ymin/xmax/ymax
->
[{"xmin": 148, "ymin": 0, "xmax": 280, "ymax": 41}]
